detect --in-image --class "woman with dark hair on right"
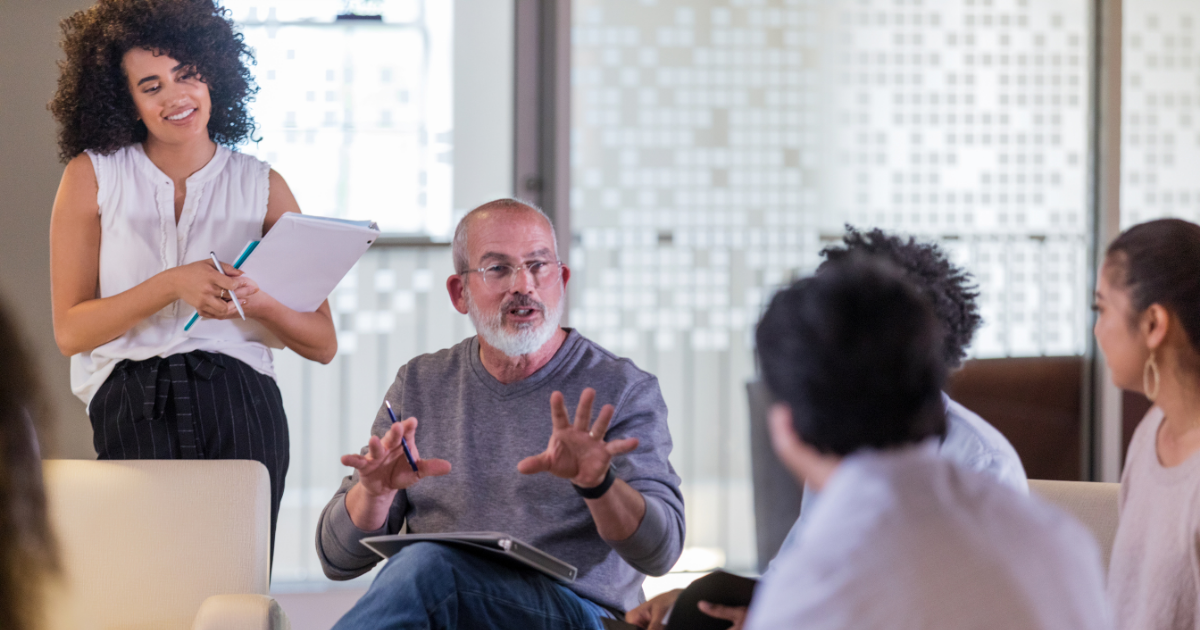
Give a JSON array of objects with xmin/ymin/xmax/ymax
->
[
  {"xmin": 0, "ymin": 297, "xmax": 62, "ymax": 630},
  {"xmin": 1096, "ymin": 218, "xmax": 1200, "ymax": 629},
  {"xmin": 744, "ymin": 255, "xmax": 1109, "ymax": 629}
]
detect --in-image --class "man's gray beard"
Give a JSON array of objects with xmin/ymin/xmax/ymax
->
[{"xmin": 466, "ymin": 289, "xmax": 564, "ymax": 358}]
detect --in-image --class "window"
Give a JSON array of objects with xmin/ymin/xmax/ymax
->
[
  {"xmin": 223, "ymin": 0, "xmax": 512, "ymax": 585},
  {"xmin": 221, "ymin": 0, "xmax": 1107, "ymax": 586},
  {"xmin": 1121, "ymin": 0, "xmax": 1200, "ymax": 228},
  {"xmin": 228, "ymin": 0, "xmax": 456, "ymax": 234},
  {"xmin": 570, "ymin": 0, "xmax": 1091, "ymax": 572}
]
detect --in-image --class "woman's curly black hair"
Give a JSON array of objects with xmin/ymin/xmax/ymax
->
[
  {"xmin": 49, "ymin": 0, "xmax": 257, "ymax": 162},
  {"xmin": 818, "ymin": 226, "xmax": 983, "ymax": 369}
]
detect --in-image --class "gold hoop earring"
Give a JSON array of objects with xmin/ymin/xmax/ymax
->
[{"xmin": 1143, "ymin": 351, "xmax": 1161, "ymax": 402}]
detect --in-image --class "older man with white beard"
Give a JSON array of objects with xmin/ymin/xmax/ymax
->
[{"xmin": 317, "ymin": 199, "xmax": 685, "ymax": 630}]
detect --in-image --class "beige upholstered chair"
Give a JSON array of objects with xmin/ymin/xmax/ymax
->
[
  {"xmin": 1029, "ymin": 479, "xmax": 1121, "ymax": 571},
  {"xmin": 42, "ymin": 460, "xmax": 290, "ymax": 630}
]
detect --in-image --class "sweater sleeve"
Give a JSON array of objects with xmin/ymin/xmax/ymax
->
[
  {"xmin": 315, "ymin": 466, "xmax": 409, "ymax": 579},
  {"xmin": 602, "ymin": 376, "xmax": 686, "ymax": 576}
]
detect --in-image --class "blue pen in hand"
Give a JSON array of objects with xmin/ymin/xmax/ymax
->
[{"xmin": 385, "ymin": 400, "xmax": 419, "ymax": 472}]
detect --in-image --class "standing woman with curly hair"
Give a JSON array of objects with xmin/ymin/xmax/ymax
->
[{"xmin": 48, "ymin": 0, "xmax": 336, "ymax": 560}]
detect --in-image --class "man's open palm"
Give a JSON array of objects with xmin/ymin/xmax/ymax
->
[{"xmin": 517, "ymin": 388, "xmax": 639, "ymax": 487}]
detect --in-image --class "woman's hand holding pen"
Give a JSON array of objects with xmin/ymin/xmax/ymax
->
[
  {"xmin": 212, "ymin": 269, "xmax": 337, "ymax": 365},
  {"xmin": 213, "ymin": 274, "xmax": 302, "ymax": 324},
  {"xmin": 225, "ymin": 274, "xmax": 269, "ymax": 319},
  {"xmin": 171, "ymin": 259, "xmax": 256, "ymax": 320}
]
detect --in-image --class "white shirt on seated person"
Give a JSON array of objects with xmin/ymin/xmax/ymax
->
[
  {"xmin": 771, "ymin": 392, "xmax": 1028, "ymax": 573},
  {"xmin": 746, "ymin": 434, "xmax": 1110, "ymax": 630}
]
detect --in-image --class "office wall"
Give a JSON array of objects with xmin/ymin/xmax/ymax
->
[{"xmin": 1, "ymin": 0, "xmax": 96, "ymax": 459}]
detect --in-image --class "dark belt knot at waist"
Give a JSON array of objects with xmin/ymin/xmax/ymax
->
[{"xmin": 118, "ymin": 351, "xmax": 225, "ymax": 459}]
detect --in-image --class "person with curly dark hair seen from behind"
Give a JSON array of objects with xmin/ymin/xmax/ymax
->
[
  {"xmin": 627, "ymin": 227, "xmax": 1027, "ymax": 629},
  {"xmin": 48, "ymin": 0, "xmax": 337, "ymax": 562},
  {"xmin": 1097, "ymin": 219, "xmax": 1200, "ymax": 630},
  {"xmin": 815, "ymin": 226, "xmax": 1026, "ymax": 492},
  {"xmin": 787, "ymin": 227, "xmax": 1027, "ymax": 517},
  {"xmin": 742, "ymin": 255, "xmax": 1108, "ymax": 629}
]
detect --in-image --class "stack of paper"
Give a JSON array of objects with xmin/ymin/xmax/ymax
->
[{"xmin": 186, "ymin": 213, "xmax": 379, "ymax": 348}]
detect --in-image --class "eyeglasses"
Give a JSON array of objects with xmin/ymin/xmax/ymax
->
[{"xmin": 462, "ymin": 260, "xmax": 564, "ymax": 291}]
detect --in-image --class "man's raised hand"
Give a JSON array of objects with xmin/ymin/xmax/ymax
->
[
  {"xmin": 517, "ymin": 388, "xmax": 639, "ymax": 488},
  {"xmin": 341, "ymin": 418, "xmax": 451, "ymax": 498}
]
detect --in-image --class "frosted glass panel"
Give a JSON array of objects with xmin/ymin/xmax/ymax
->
[
  {"xmin": 571, "ymin": 0, "xmax": 1090, "ymax": 571},
  {"xmin": 1121, "ymin": 0, "xmax": 1200, "ymax": 228}
]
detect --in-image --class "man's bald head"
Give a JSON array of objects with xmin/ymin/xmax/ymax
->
[{"xmin": 452, "ymin": 199, "xmax": 559, "ymax": 273}]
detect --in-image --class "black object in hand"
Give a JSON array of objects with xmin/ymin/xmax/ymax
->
[{"xmin": 666, "ymin": 570, "xmax": 757, "ymax": 630}]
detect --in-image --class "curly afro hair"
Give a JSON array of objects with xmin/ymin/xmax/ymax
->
[
  {"xmin": 818, "ymin": 226, "xmax": 982, "ymax": 369},
  {"xmin": 49, "ymin": 0, "xmax": 257, "ymax": 162},
  {"xmin": 757, "ymin": 255, "xmax": 948, "ymax": 455}
]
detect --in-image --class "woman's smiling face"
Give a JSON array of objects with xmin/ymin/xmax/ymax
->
[{"xmin": 122, "ymin": 47, "xmax": 212, "ymax": 146}]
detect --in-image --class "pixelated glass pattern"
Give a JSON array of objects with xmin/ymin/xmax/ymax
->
[
  {"xmin": 571, "ymin": 0, "xmax": 1090, "ymax": 571},
  {"xmin": 1121, "ymin": 0, "xmax": 1200, "ymax": 228}
]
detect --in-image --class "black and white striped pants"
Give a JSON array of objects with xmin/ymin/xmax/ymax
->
[{"xmin": 89, "ymin": 350, "xmax": 289, "ymax": 563}]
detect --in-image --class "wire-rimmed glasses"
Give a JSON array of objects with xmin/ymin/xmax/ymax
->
[{"xmin": 462, "ymin": 260, "xmax": 564, "ymax": 291}]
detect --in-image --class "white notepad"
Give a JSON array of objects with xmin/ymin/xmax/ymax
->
[{"xmin": 185, "ymin": 213, "xmax": 379, "ymax": 347}]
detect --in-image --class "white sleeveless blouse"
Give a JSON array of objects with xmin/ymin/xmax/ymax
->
[{"xmin": 71, "ymin": 144, "xmax": 276, "ymax": 407}]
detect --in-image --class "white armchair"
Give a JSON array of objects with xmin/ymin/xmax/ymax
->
[
  {"xmin": 42, "ymin": 460, "xmax": 290, "ymax": 630},
  {"xmin": 1029, "ymin": 479, "xmax": 1121, "ymax": 572}
]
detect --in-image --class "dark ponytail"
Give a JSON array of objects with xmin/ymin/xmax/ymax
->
[{"xmin": 1106, "ymin": 218, "xmax": 1200, "ymax": 353}]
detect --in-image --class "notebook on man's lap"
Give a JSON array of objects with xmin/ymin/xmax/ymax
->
[{"xmin": 361, "ymin": 532, "xmax": 578, "ymax": 583}]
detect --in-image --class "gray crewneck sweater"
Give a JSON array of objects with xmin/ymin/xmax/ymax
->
[{"xmin": 316, "ymin": 329, "xmax": 685, "ymax": 613}]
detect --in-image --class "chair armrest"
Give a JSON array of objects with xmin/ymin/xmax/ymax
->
[{"xmin": 192, "ymin": 594, "xmax": 291, "ymax": 630}]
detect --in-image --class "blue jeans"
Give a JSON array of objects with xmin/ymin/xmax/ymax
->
[{"xmin": 332, "ymin": 542, "xmax": 612, "ymax": 630}]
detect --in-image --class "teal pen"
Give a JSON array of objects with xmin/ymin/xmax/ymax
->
[{"xmin": 385, "ymin": 400, "xmax": 419, "ymax": 472}]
